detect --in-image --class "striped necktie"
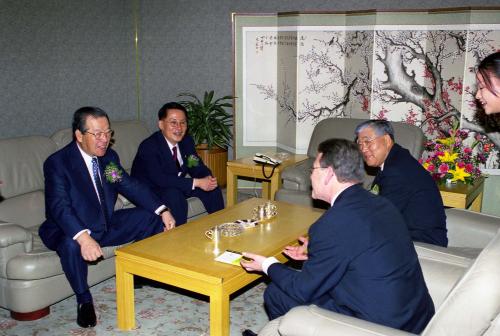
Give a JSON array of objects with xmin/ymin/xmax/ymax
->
[
  {"xmin": 92, "ymin": 157, "xmax": 109, "ymax": 230},
  {"xmin": 172, "ymin": 146, "xmax": 181, "ymax": 171}
]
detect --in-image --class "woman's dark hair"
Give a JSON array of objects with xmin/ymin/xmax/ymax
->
[{"xmin": 478, "ymin": 51, "xmax": 500, "ymax": 96}]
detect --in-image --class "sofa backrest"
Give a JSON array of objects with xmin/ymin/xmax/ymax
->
[
  {"xmin": 423, "ymin": 229, "xmax": 500, "ymax": 336},
  {"xmin": 0, "ymin": 136, "xmax": 57, "ymax": 227},
  {"xmin": 50, "ymin": 120, "xmax": 150, "ymax": 172},
  {"xmin": 306, "ymin": 118, "xmax": 426, "ymax": 160},
  {"xmin": 0, "ymin": 120, "xmax": 150, "ymax": 228}
]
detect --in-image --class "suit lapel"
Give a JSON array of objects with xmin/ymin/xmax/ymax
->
[
  {"xmin": 97, "ymin": 156, "xmax": 116, "ymax": 217},
  {"xmin": 68, "ymin": 142, "xmax": 101, "ymax": 208}
]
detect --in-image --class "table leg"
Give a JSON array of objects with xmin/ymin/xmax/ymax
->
[
  {"xmin": 210, "ymin": 287, "xmax": 230, "ymax": 336},
  {"xmin": 227, "ymin": 167, "xmax": 237, "ymax": 206},
  {"xmin": 469, "ymin": 191, "xmax": 483, "ymax": 212},
  {"xmin": 262, "ymin": 181, "xmax": 271, "ymax": 200},
  {"xmin": 116, "ymin": 260, "xmax": 135, "ymax": 330},
  {"xmin": 269, "ymin": 173, "xmax": 281, "ymax": 201}
]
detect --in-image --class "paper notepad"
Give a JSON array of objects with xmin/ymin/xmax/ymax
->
[{"xmin": 215, "ymin": 250, "xmax": 245, "ymax": 266}]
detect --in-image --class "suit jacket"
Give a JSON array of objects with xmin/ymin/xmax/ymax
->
[
  {"xmin": 267, "ymin": 184, "xmax": 434, "ymax": 333},
  {"xmin": 39, "ymin": 141, "xmax": 162, "ymax": 248},
  {"xmin": 131, "ymin": 131, "xmax": 212, "ymax": 195},
  {"xmin": 373, "ymin": 143, "xmax": 448, "ymax": 247}
]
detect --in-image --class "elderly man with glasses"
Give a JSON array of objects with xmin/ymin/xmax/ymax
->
[
  {"xmin": 354, "ymin": 119, "xmax": 447, "ymax": 247},
  {"xmin": 131, "ymin": 102, "xmax": 224, "ymax": 225},
  {"xmin": 39, "ymin": 106, "xmax": 176, "ymax": 328}
]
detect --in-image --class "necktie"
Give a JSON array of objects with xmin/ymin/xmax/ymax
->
[
  {"xmin": 172, "ymin": 146, "xmax": 181, "ymax": 171},
  {"xmin": 92, "ymin": 157, "xmax": 109, "ymax": 230}
]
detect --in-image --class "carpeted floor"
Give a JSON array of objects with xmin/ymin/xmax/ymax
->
[{"xmin": 0, "ymin": 277, "xmax": 269, "ymax": 336}]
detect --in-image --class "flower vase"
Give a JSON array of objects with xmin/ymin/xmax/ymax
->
[{"xmin": 445, "ymin": 178, "xmax": 457, "ymax": 185}]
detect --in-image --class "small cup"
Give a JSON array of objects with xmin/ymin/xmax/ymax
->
[{"xmin": 205, "ymin": 226, "xmax": 220, "ymax": 244}]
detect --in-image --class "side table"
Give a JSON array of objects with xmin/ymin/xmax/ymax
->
[
  {"xmin": 438, "ymin": 177, "xmax": 485, "ymax": 212},
  {"xmin": 226, "ymin": 154, "xmax": 308, "ymax": 206}
]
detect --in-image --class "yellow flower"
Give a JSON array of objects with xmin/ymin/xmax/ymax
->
[
  {"xmin": 437, "ymin": 137, "xmax": 454, "ymax": 146},
  {"xmin": 448, "ymin": 165, "xmax": 471, "ymax": 182},
  {"xmin": 438, "ymin": 151, "xmax": 459, "ymax": 163},
  {"xmin": 422, "ymin": 162, "xmax": 430, "ymax": 170}
]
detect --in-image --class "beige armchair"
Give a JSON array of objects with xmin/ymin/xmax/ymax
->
[
  {"xmin": 274, "ymin": 118, "xmax": 426, "ymax": 207},
  {"xmin": 262, "ymin": 227, "xmax": 500, "ymax": 336}
]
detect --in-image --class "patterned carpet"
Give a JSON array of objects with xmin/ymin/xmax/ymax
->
[{"xmin": 0, "ymin": 277, "xmax": 269, "ymax": 336}]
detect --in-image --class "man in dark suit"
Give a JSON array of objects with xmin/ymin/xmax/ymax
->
[
  {"xmin": 355, "ymin": 120, "xmax": 448, "ymax": 247},
  {"xmin": 131, "ymin": 102, "xmax": 224, "ymax": 225},
  {"xmin": 39, "ymin": 107, "xmax": 176, "ymax": 328},
  {"xmin": 241, "ymin": 139, "xmax": 434, "ymax": 336}
]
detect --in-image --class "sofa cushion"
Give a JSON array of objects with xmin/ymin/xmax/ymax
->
[
  {"xmin": 0, "ymin": 191, "xmax": 45, "ymax": 228},
  {"xmin": 414, "ymin": 242, "xmax": 478, "ymax": 266},
  {"xmin": 422, "ymin": 229, "xmax": 500, "ymax": 335},
  {"xmin": 0, "ymin": 136, "xmax": 56, "ymax": 200}
]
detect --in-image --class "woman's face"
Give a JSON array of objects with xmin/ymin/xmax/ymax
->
[{"xmin": 476, "ymin": 71, "xmax": 500, "ymax": 115}]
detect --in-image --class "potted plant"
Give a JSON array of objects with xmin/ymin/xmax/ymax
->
[{"xmin": 178, "ymin": 91, "xmax": 233, "ymax": 187}]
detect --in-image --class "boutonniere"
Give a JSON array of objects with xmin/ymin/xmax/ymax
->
[
  {"xmin": 370, "ymin": 184, "xmax": 379, "ymax": 195},
  {"xmin": 186, "ymin": 154, "xmax": 200, "ymax": 168},
  {"xmin": 104, "ymin": 161, "xmax": 123, "ymax": 183}
]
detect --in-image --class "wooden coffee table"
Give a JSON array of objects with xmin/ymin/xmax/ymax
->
[
  {"xmin": 115, "ymin": 198, "xmax": 323, "ymax": 336},
  {"xmin": 226, "ymin": 154, "xmax": 308, "ymax": 206}
]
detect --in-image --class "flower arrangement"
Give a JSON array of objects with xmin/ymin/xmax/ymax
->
[
  {"xmin": 186, "ymin": 154, "xmax": 200, "ymax": 168},
  {"xmin": 419, "ymin": 122, "xmax": 490, "ymax": 185},
  {"xmin": 104, "ymin": 162, "xmax": 123, "ymax": 183}
]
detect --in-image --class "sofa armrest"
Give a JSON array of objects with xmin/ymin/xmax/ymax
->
[
  {"xmin": 446, "ymin": 208, "xmax": 500, "ymax": 248},
  {"xmin": 281, "ymin": 158, "xmax": 313, "ymax": 192},
  {"xmin": 0, "ymin": 222, "xmax": 33, "ymax": 249},
  {"xmin": 278, "ymin": 305, "xmax": 415, "ymax": 336},
  {"xmin": 0, "ymin": 222, "xmax": 34, "ymax": 278}
]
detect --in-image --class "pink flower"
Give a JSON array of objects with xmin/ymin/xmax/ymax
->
[
  {"xmin": 438, "ymin": 163, "xmax": 449, "ymax": 174},
  {"xmin": 464, "ymin": 147, "xmax": 472, "ymax": 154},
  {"xmin": 457, "ymin": 161, "xmax": 466, "ymax": 168},
  {"xmin": 465, "ymin": 163, "xmax": 474, "ymax": 173},
  {"xmin": 427, "ymin": 164, "xmax": 435, "ymax": 172}
]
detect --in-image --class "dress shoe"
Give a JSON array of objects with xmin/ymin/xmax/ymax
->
[
  {"xmin": 242, "ymin": 329, "xmax": 258, "ymax": 336},
  {"xmin": 77, "ymin": 302, "xmax": 96, "ymax": 328}
]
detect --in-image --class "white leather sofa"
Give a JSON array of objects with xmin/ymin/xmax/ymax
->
[
  {"xmin": 260, "ymin": 227, "xmax": 500, "ymax": 336},
  {"xmin": 0, "ymin": 120, "xmax": 207, "ymax": 320}
]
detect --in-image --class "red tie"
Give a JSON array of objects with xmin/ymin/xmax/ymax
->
[{"xmin": 172, "ymin": 146, "xmax": 181, "ymax": 171}]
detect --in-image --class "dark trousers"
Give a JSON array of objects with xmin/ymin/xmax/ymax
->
[
  {"xmin": 264, "ymin": 282, "xmax": 341, "ymax": 320},
  {"xmin": 55, "ymin": 208, "xmax": 163, "ymax": 304},
  {"xmin": 158, "ymin": 186, "xmax": 224, "ymax": 225}
]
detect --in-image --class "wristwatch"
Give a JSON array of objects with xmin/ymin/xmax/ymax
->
[{"xmin": 159, "ymin": 207, "xmax": 171, "ymax": 215}]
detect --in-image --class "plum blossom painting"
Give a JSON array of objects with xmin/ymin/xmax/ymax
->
[{"xmin": 233, "ymin": 9, "xmax": 500, "ymax": 169}]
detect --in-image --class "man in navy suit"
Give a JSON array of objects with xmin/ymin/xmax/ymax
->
[
  {"xmin": 39, "ymin": 107, "xmax": 176, "ymax": 328},
  {"xmin": 131, "ymin": 102, "xmax": 224, "ymax": 225},
  {"xmin": 241, "ymin": 139, "xmax": 434, "ymax": 336},
  {"xmin": 355, "ymin": 120, "xmax": 448, "ymax": 247}
]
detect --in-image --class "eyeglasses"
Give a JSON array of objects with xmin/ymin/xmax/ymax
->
[
  {"xmin": 167, "ymin": 120, "xmax": 187, "ymax": 128},
  {"xmin": 356, "ymin": 135, "xmax": 383, "ymax": 149},
  {"xmin": 84, "ymin": 129, "xmax": 114, "ymax": 139},
  {"xmin": 309, "ymin": 166, "xmax": 326, "ymax": 174}
]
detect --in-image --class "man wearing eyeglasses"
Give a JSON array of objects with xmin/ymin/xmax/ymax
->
[
  {"xmin": 39, "ymin": 106, "xmax": 176, "ymax": 328},
  {"xmin": 131, "ymin": 102, "xmax": 224, "ymax": 225},
  {"xmin": 240, "ymin": 139, "xmax": 434, "ymax": 336},
  {"xmin": 354, "ymin": 119, "xmax": 447, "ymax": 247}
]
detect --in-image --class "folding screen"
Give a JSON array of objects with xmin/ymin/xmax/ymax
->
[{"xmin": 233, "ymin": 8, "xmax": 500, "ymax": 169}]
